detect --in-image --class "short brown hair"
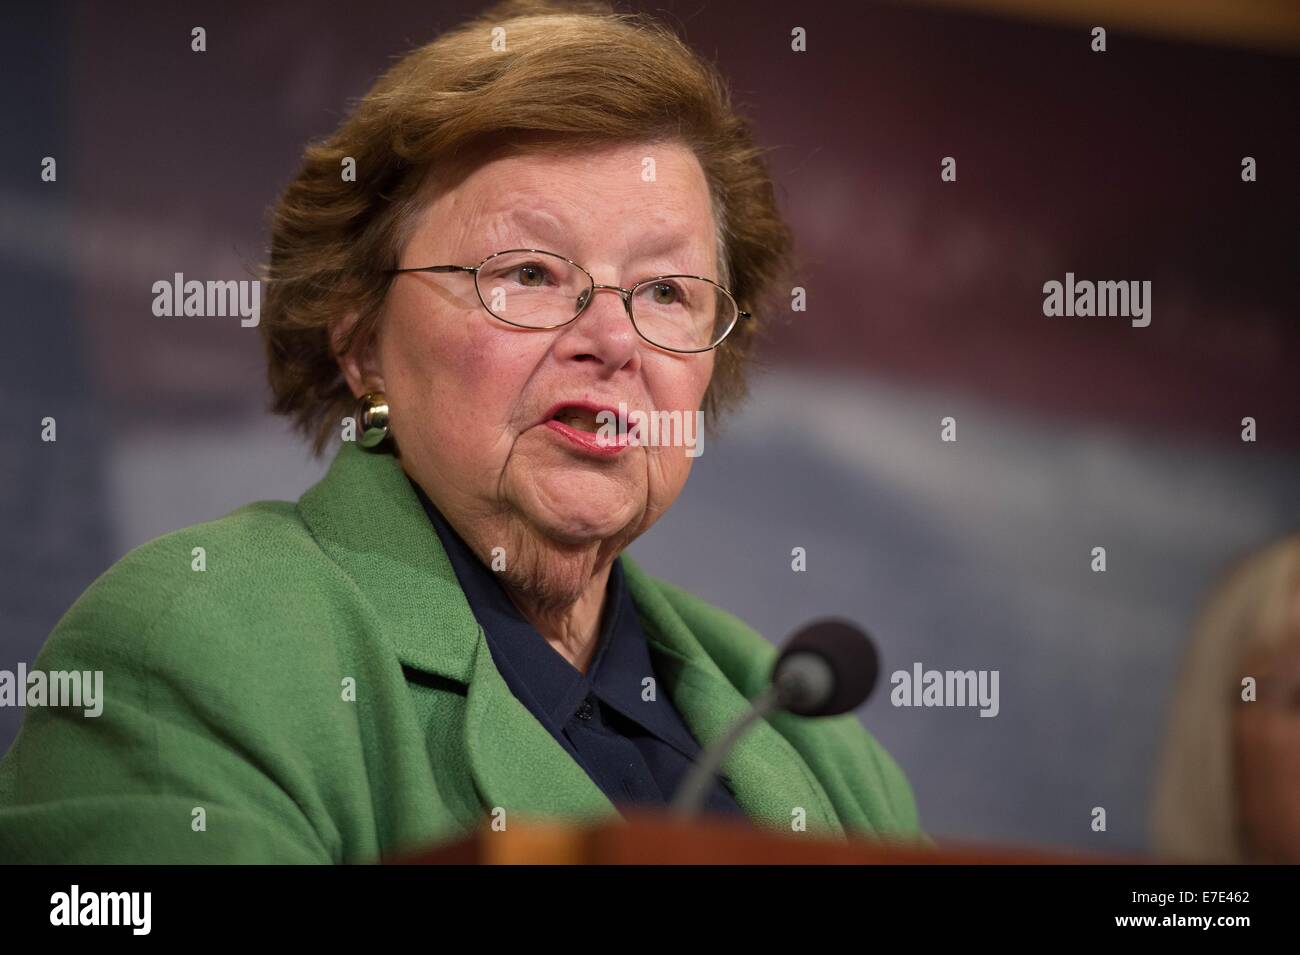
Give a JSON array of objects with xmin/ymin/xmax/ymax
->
[{"xmin": 262, "ymin": 0, "xmax": 794, "ymax": 455}]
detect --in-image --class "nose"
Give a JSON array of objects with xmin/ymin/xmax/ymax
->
[
  {"xmin": 553, "ymin": 283, "xmax": 641, "ymax": 374},
  {"xmin": 576, "ymin": 283, "xmax": 631, "ymax": 315}
]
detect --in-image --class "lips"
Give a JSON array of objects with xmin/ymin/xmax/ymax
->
[{"xmin": 541, "ymin": 400, "xmax": 630, "ymax": 456}]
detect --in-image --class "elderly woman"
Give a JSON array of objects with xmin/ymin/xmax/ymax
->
[{"xmin": 0, "ymin": 0, "xmax": 921, "ymax": 863}]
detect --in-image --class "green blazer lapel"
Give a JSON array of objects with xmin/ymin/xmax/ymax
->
[
  {"xmin": 297, "ymin": 441, "xmax": 481, "ymax": 681},
  {"xmin": 622, "ymin": 557, "xmax": 846, "ymax": 838},
  {"xmin": 298, "ymin": 442, "xmax": 617, "ymax": 823},
  {"xmin": 462, "ymin": 623, "xmax": 621, "ymax": 825}
]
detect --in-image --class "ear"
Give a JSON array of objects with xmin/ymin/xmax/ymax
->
[{"xmin": 331, "ymin": 312, "xmax": 385, "ymax": 399}]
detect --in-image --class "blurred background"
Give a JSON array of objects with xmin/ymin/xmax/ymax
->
[{"xmin": 2, "ymin": 0, "xmax": 1297, "ymax": 855}]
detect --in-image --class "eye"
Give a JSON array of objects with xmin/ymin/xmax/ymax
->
[
  {"xmin": 649, "ymin": 281, "xmax": 685, "ymax": 306},
  {"xmin": 513, "ymin": 263, "xmax": 550, "ymax": 287}
]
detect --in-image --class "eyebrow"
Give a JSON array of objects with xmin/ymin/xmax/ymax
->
[
  {"xmin": 496, "ymin": 207, "xmax": 567, "ymax": 244},
  {"xmin": 493, "ymin": 207, "xmax": 696, "ymax": 264}
]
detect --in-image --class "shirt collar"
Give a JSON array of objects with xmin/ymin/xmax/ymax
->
[{"xmin": 409, "ymin": 477, "xmax": 701, "ymax": 757}]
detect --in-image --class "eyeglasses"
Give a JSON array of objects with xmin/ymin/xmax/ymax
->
[{"xmin": 388, "ymin": 248, "xmax": 750, "ymax": 353}]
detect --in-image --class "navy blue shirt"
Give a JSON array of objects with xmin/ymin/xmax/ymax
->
[{"xmin": 411, "ymin": 479, "xmax": 746, "ymax": 820}]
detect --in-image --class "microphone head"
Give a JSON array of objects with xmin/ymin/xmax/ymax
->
[{"xmin": 772, "ymin": 619, "xmax": 879, "ymax": 716}]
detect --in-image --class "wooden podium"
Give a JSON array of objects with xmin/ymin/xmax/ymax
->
[{"xmin": 397, "ymin": 809, "xmax": 1128, "ymax": 864}]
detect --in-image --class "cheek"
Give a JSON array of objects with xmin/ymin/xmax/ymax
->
[
  {"xmin": 645, "ymin": 354, "xmax": 714, "ymax": 496},
  {"xmin": 383, "ymin": 299, "xmax": 539, "ymax": 462},
  {"xmin": 654, "ymin": 352, "xmax": 714, "ymax": 417}
]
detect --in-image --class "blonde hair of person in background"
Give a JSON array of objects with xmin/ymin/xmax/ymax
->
[{"xmin": 1152, "ymin": 532, "xmax": 1300, "ymax": 862}]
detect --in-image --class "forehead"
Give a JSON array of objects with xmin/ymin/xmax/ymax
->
[{"xmin": 410, "ymin": 141, "xmax": 717, "ymax": 266}]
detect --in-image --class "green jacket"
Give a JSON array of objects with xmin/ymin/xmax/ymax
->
[{"xmin": 0, "ymin": 441, "xmax": 923, "ymax": 863}]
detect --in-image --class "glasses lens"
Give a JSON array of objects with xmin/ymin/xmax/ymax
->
[
  {"xmin": 630, "ymin": 278, "xmax": 737, "ymax": 351},
  {"xmin": 475, "ymin": 250, "xmax": 590, "ymax": 328}
]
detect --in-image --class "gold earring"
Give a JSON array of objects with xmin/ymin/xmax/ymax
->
[{"xmin": 357, "ymin": 391, "xmax": 390, "ymax": 448}]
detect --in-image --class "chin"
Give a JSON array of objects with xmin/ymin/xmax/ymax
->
[
  {"xmin": 522, "ymin": 483, "xmax": 642, "ymax": 546},
  {"xmin": 528, "ymin": 503, "xmax": 638, "ymax": 546}
]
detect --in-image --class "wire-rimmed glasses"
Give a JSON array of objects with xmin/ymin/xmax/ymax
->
[{"xmin": 388, "ymin": 248, "xmax": 749, "ymax": 353}]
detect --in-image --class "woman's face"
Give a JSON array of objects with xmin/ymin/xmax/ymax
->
[{"xmin": 348, "ymin": 140, "xmax": 718, "ymax": 572}]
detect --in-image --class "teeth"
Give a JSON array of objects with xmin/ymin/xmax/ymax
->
[{"xmin": 556, "ymin": 409, "xmax": 600, "ymax": 433}]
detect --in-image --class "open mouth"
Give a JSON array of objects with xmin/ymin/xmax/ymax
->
[
  {"xmin": 542, "ymin": 402, "xmax": 630, "ymax": 455},
  {"xmin": 550, "ymin": 406, "xmax": 606, "ymax": 433}
]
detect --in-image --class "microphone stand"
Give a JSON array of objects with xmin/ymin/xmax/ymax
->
[{"xmin": 670, "ymin": 683, "xmax": 782, "ymax": 817}]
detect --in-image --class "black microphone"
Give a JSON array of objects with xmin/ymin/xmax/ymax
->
[{"xmin": 670, "ymin": 618, "xmax": 880, "ymax": 817}]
